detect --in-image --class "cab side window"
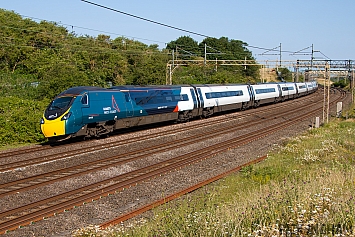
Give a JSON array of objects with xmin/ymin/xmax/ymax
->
[{"xmin": 81, "ymin": 93, "xmax": 88, "ymax": 105}]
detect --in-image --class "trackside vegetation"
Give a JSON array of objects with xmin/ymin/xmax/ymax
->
[{"xmin": 73, "ymin": 118, "xmax": 355, "ymax": 237}]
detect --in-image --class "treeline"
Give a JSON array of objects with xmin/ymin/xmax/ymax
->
[
  {"xmin": 0, "ymin": 9, "xmax": 259, "ymax": 99},
  {"xmin": 0, "ymin": 8, "xmax": 258, "ymax": 146}
]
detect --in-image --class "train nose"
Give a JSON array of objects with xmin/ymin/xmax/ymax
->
[{"xmin": 40, "ymin": 118, "xmax": 66, "ymax": 138}]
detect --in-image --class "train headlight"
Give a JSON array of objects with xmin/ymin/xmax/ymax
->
[
  {"xmin": 40, "ymin": 118, "xmax": 45, "ymax": 124},
  {"xmin": 61, "ymin": 112, "xmax": 72, "ymax": 121}
]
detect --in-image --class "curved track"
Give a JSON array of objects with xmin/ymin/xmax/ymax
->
[
  {"xmin": 0, "ymin": 88, "xmax": 346, "ymax": 234},
  {"xmin": 0, "ymin": 95, "xmax": 323, "ymax": 197},
  {"xmin": 0, "ymin": 92, "xmax": 319, "ymax": 172}
]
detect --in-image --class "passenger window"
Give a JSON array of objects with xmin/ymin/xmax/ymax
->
[
  {"xmin": 156, "ymin": 96, "xmax": 165, "ymax": 103},
  {"xmin": 81, "ymin": 94, "xmax": 88, "ymax": 105},
  {"xmin": 181, "ymin": 94, "xmax": 189, "ymax": 101},
  {"xmin": 135, "ymin": 97, "xmax": 144, "ymax": 105}
]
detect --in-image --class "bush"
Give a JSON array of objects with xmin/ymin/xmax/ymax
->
[
  {"xmin": 332, "ymin": 80, "xmax": 349, "ymax": 88},
  {"xmin": 0, "ymin": 96, "xmax": 49, "ymax": 148},
  {"xmin": 0, "ymin": 72, "xmax": 40, "ymax": 99}
]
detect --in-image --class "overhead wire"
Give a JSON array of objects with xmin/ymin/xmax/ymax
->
[
  {"xmin": 20, "ymin": 14, "xmax": 167, "ymax": 45},
  {"xmin": 79, "ymin": 0, "xmax": 315, "ymax": 56},
  {"xmin": 0, "ymin": 40, "xmax": 171, "ymax": 57},
  {"xmin": 0, "ymin": 24, "xmax": 169, "ymax": 54},
  {"xmin": 1, "ymin": 6, "xmax": 316, "ymax": 60},
  {"xmin": 319, "ymin": 51, "xmax": 331, "ymax": 60},
  {"xmin": 0, "ymin": 21, "xmax": 250, "ymax": 58},
  {"xmin": 81, "ymin": 0, "xmax": 210, "ymax": 38}
]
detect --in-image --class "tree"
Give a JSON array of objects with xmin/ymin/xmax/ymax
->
[
  {"xmin": 277, "ymin": 68, "xmax": 293, "ymax": 82},
  {"xmin": 0, "ymin": 8, "xmax": 262, "ymax": 92},
  {"xmin": 124, "ymin": 52, "xmax": 168, "ymax": 85},
  {"xmin": 166, "ymin": 36, "xmax": 200, "ymax": 59},
  {"xmin": 199, "ymin": 37, "xmax": 254, "ymax": 61},
  {"xmin": 166, "ymin": 36, "xmax": 260, "ymax": 83}
]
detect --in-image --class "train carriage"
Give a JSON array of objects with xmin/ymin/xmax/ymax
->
[
  {"xmin": 279, "ymin": 82, "xmax": 297, "ymax": 100},
  {"xmin": 311, "ymin": 81, "xmax": 318, "ymax": 91},
  {"xmin": 250, "ymin": 83, "xmax": 281, "ymax": 106},
  {"xmin": 110, "ymin": 85, "xmax": 199, "ymax": 123},
  {"xmin": 296, "ymin": 82, "xmax": 308, "ymax": 97},
  {"xmin": 192, "ymin": 84, "xmax": 251, "ymax": 117},
  {"xmin": 305, "ymin": 81, "xmax": 315, "ymax": 94}
]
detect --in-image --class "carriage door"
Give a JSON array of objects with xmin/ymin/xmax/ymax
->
[
  {"xmin": 294, "ymin": 83, "xmax": 299, "ymax": 97},
  {"xmin": 124, "ymin": 92, "xmax": 134, "ymax": 117},
  {"xmin": 247, "ymin": 85, "xmax": 255, "ymax": 107},
  {"xmin": 196, "ymin": 88, "xmax": 204, "ymax": 108},
  {"xmin": 195, "ymin": 88, "xmax": 205, "ymax": 116},
  {"xmin": 190, "ymin": 88, "xmax": 198, "ymax": 109},
  {"xmin": 80, "ymin": 92, "xmax": 90, "ymax": 124},
  {"xmin": 277, "ymin": 85, "xmax": 282, "ymax": 97},
  {"xmin": 190, "ymin": 88, "xmax": 199, "ymax": 116}
]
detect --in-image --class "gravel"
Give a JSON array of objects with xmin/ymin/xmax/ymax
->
[{"xmin": 1, "ymin": 90, "xmax": 350, "ymax": 237}]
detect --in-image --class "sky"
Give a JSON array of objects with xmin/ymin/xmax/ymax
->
[{"xmin": 1, "ymin": 0, "xmax": 354, "ymax": 62}]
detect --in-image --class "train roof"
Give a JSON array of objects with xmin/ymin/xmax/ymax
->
[
  {"xmin": 109, "ymin": 85, "xmax": 191, "ymax": 90},
  {"xmin": 58, "ymin": 86, "xmax": 106, "ymax": 97},
  {"xmin": 191, "ymin": 83, "xmax": 245, "ymax": 86}
]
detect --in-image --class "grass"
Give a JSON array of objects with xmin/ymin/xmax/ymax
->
[{"xmin": 73, "ymin": 118, "xmax": 355, "ymax": 237}]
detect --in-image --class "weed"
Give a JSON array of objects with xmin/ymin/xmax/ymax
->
[{"xmin": 74, "ymin": 119, "xmax": 355, "ymax": 237}]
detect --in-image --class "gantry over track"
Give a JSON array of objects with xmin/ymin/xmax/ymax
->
[
  {"xmin": 166, "ymin": 59, "xmax": 355, "ymax": 85},
  {"xmin": 166, "ymin": 59, "xmax": 354, "ymax": 123}
]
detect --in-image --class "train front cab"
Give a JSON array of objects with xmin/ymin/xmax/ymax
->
[
  {"xmin": 40, "ymin": 96, "xmax": 76, "ymax": 140},
  {"xmin": 40, "ymin": 86, "xmax": 101, "ymax": 141}
]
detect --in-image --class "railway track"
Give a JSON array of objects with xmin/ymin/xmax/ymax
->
[
  {"xmin": 1, "ymin": 88, "xmax": 337, "ymax": 165},
  {"xmin": 0, "ymin": 99, "xmax": 318, "ymax": 197},
  {"xmin": 99, "ymin": 154, "xmax": 269, "ymax": 229},
  {"xmin": 0, "ymin": 92, "xmax": 318, "ymax": 172},
  {"xmin": 0, "ymin": 89, "xmax": 345, "ymax": 234},
  {"xmin": 100, "ymin": 88, "xmax": 347, "ymax": 229},
  {"xmin": 0, "ymin": 92, "xmax": 324, "ymax": 197}
]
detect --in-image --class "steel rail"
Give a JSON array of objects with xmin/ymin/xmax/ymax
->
[
  {"xmin": 100, "ymin": 89, "xmax": 347, "ymax": 229},
  {"xmin": 0, "ymin": 146, "xmax": 50, "ymax": 160},
  {"xmin": 0, "ymin": 93, "xmax": 323, "ymax": 198},
  {"xmin": 0, "ymin": 89, "xmax": 344, "ymax": 234},
  {"xmin": 0, "ymin": 93, "xmax": 315, "ymax": 164},
  {"xmin": 0, "ymin": 118, "xmax": 296, "ymax": 233},
  {"xmin": 99, "ymin": 154, "xmax": 268, "ymax": 229}
]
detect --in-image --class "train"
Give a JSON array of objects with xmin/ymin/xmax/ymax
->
[{"xmin": 40, "ymin": 81, "xmax": 318, "ymax": 142}]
